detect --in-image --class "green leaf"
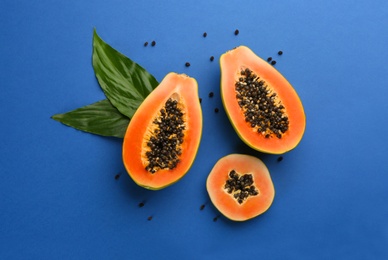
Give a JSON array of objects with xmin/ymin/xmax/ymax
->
[
  {"xmin": 52, "ymin": 99, "xmax": 130, "ymax": 138},
  {"xmin": 92, "ymin": 29, "xmax": 159, "ymax": 118}
]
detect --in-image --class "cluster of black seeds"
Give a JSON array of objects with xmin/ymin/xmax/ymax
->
[
  {"xmin": 224, "ymin": 170, "xmax": 259, "ymax": 204},
  {"xmin": 235, "ymin": 68, "xmax": 289, "ymax": 139},
  {"xmin": 145, "ymin": 98, "xmax": 185, "ymax": 173}
]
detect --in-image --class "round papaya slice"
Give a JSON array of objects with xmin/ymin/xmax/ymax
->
[
  {"xmin": 220, "ymin": 46, "xmax": 306, "ymax": 154},
  {"xmin": 122, "ymin": 72, "xmax": 202, "ymax": 190},
  {"xmin": 206, "ymin": 154, "xmax": 275, "ymax": 221}
]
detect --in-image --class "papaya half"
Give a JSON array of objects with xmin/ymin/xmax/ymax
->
[
  {"xmin": 220, "ymin": 46, "xmax": 306, "ymax": 154},
  {"xmin": 122, "ymin": 72, "xmax": 202, "ymax": 190},
  {"xmin": 207, "ymin": 154, "xmax": 275, "ymax": 221}
]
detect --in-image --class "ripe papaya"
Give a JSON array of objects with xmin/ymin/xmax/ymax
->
[
  {"xmin": 207, "ymin": 154, "xmax": 275, "ymax": 221},
  {"xmin": 122, "ymin": 72, "xmax": 202, "ymax": 190},
  {"xmin": 220, "ymin": 46, "xmax": 306, "ymax": 154}
]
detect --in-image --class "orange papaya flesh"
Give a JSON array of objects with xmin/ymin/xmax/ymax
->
[
  {"xmin": 122, "ymin": 72, "xmax": 202, "ymax": 190},
  {"xmin": 207, "ymin": 154, "xmax": 275, "ymax": 221},
  {"xmin": 220, "ymin": 46, "xmax": 306, "ymax": 154}
]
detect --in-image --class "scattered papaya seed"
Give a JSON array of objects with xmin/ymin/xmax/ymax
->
[
  {"xmin": 213, "ymin": 215, "xmax": 220, "ymax": 222},
  {"xmin": 138, "ymin": 201, "xmax": 145, "ymax": 207},
  {"xmin": 151, "ymin": 41, "xmax": 156, "ymax": 46},
  {"xmin": 215, "ymin": 108, "xmax": 219, "ymax": 113},
  {"xmin": 267, "ymin": 57, "xmax": 272, "ymax": 62},
  {"xmin": 209, "ymin": 92, "xmax": 214, "ymax": 98},
  {"xmin": 234, "ymin": 29, "xmax": 239, "ymax": 35},
  {"xmin": 147, "ymin": 216, "xmax": 153, "ymax": 221},
  {"xmin": 114, "ymin": 173, "xmax": 121, "ymax": 180},
  {"xmin": 271, "ymin": 60, "xmax": 277, "ymax": 65},
  {"xmin": 185, "ymin": 62, "xmax": 191, "ymax": 67},
  {"xmin": 278, "ymin": 50, "xmax": 283, "ymax": 55},
  {"xmin": 277, "ymin": 156, "xmax": 283, "ymax": 162},
  {"xmin": 199, "ymin": 98, "xmax": 202, "ymax": 103},
  {"xmin": 203, "ymin": 32, "xmax": 207, "ymax": 37},
  {"xmin": 200, "ymin": 204, "xmax": 205, "ymax": 210},
  {"xmin": 210, "ymin": 56, "xmax": 214, "ymax": 61},
  {"xmin": 144, "ymin": 42, "xmax": 148, "ymax": 47}
]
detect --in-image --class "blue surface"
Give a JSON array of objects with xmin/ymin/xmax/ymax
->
[{"xmin": 1, "ymin": 0, "xmax": 388, "ymax": 259}]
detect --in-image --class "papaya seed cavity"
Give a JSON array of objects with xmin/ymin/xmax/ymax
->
[
  {"xmin": 144, "ymin": 98, "xmax": 186, "ymax": 173},
  {"xmin": 224, "ymin": 169, "xmax": 259, "ymax": 204},
  {"xmin": 235, "ymin": 67, "xmax": 289, "ymax": 139}
]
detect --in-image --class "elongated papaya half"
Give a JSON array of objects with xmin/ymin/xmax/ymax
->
[
  {"xmin": 207, "ymin": 154, "xmax": 275, "ymax": 221},
  {"xmin": 220, "ymin": 46, "xmax": 306, "ymax": 154},
  {"xmin": 123, "ymin": 73, "xmax": 202, "ymax": 190}
]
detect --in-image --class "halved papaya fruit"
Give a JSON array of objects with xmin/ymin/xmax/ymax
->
[
  {"xmin": 122, "ymin": 72, "xmax": 202, "ymax": 190},
  {"xmin": 206, "ymin": 154, "xmax": 275, "ymax": 221},
  {"xmin": 220, "ymin": 46, "xmax": 306, "ymax": 154}
]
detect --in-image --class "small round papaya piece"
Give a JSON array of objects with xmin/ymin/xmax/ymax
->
[
  {"xmin": 207, "ymin": 154, "xmax": 275, "ymax": 221},
  {"xmin": 122, "ymin": 72, "xmax": 202, "ymax": 190}
]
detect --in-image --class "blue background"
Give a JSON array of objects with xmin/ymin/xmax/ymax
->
[{"xmin": 1, "ymin": 0, "xmax": 388, "ymax": 259}]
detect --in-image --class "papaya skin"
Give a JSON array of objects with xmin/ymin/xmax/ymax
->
[
  {"xmin": 220, "ymin": 46, "xmax": 306, "ymax": 154},
  {"xmin": 122, "ymin": 72, "xmax": 202, "ymax": 190},
  {"xmin": 206, "ymin": 154, "xmax": 275, "ymax": 221}
]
